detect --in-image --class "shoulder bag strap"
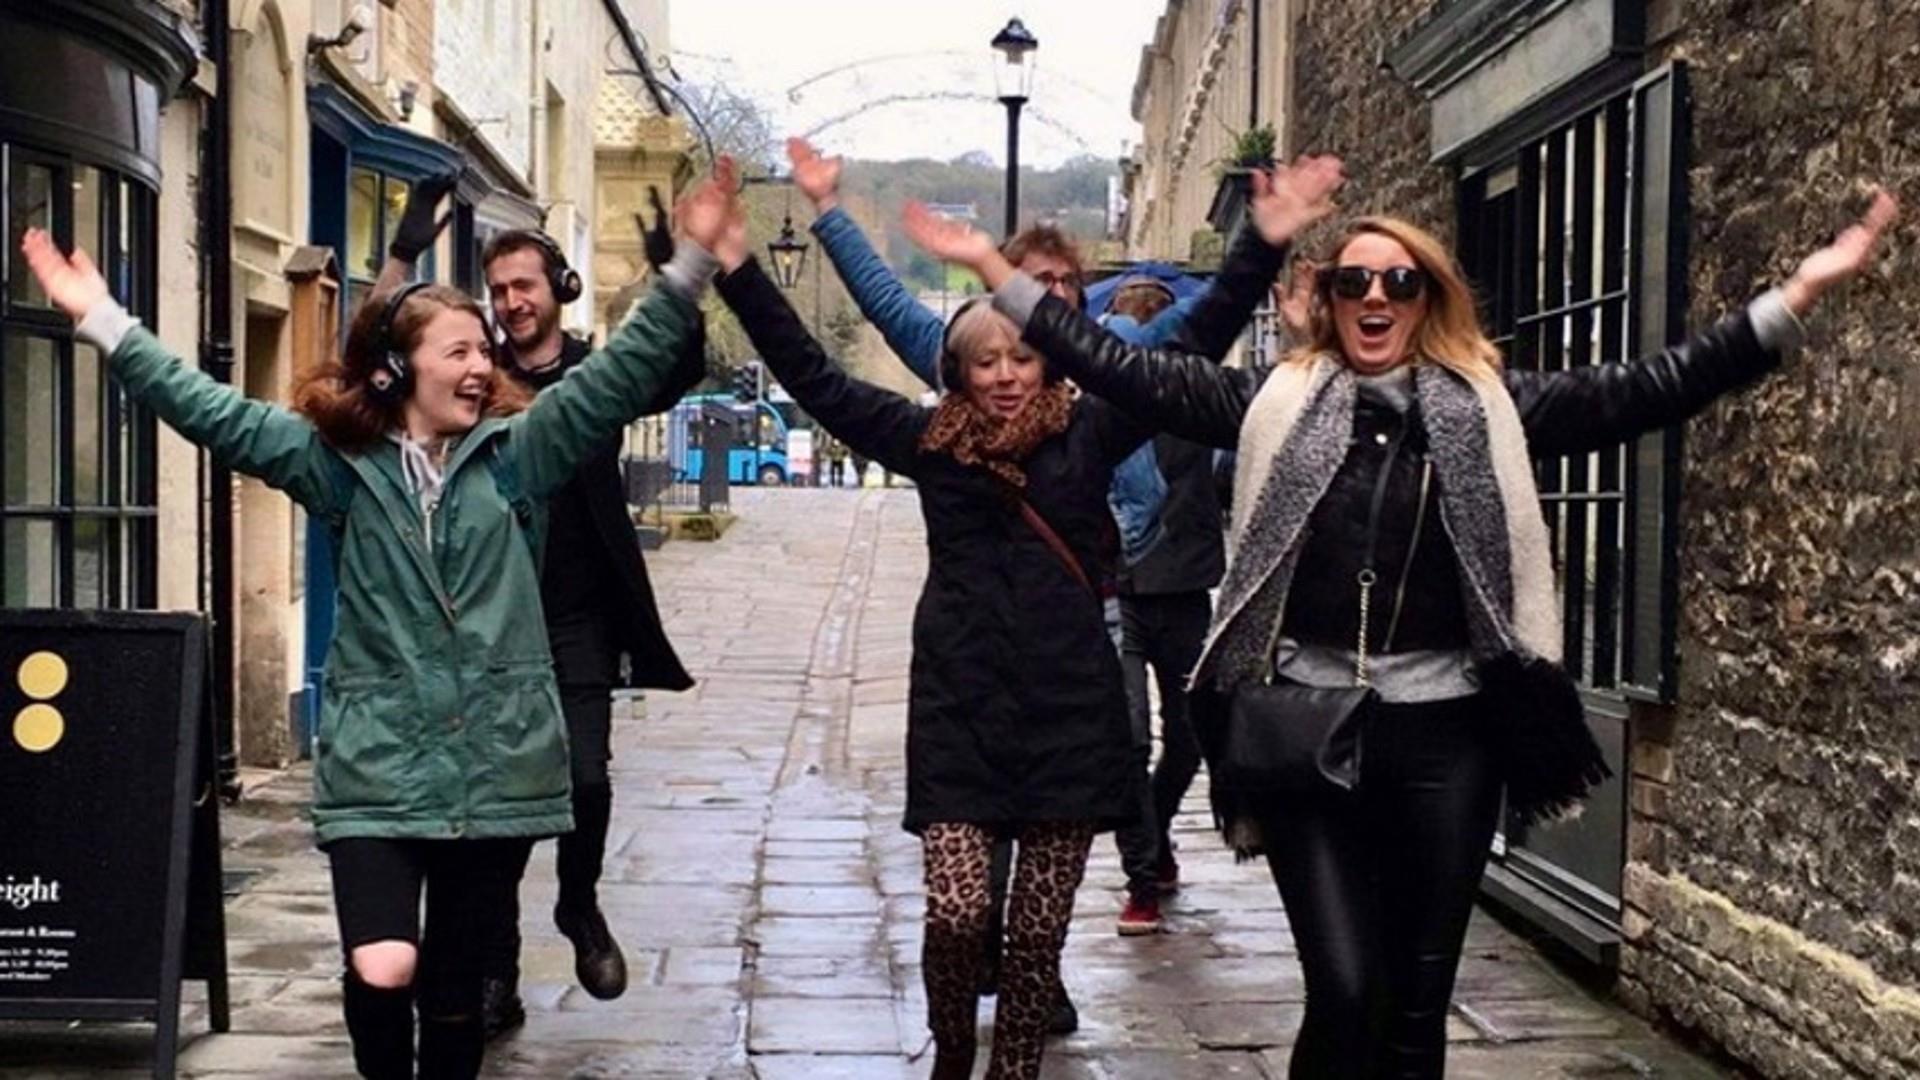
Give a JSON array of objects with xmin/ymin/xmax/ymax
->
[{"xmin": 1016, "ymin": 498, "xmax": 1095, "ymax": 596}]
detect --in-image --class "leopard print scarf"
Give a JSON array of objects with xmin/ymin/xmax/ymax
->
[{"xmin": 917, "ymin": 382, "xmax": 1074, "ymax": 488}]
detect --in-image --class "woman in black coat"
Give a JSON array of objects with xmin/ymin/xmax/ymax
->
[
  {"xmin": 703, "ymin": 159, "xmax": 1337, "ymax": 1080},
  {"xmin": 911, "ymin": 185, "xmax": 1898, "ymax": 1079}
]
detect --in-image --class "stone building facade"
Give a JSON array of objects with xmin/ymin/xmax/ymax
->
[
  {"xmin": 1259, "ymin": 0, "xmax": 1920, "ymax": 1076},
  {"xmin": 1121, "ymin": 0, "xmax": 1292, "ymax": 263}
]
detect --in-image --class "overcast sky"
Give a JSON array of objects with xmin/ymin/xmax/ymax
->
[{"xmin": 668, "ymin": 1, "xmax": 1169, "ymax": 167}]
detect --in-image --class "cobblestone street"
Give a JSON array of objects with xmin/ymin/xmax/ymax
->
[{"xmin": 4, "ymin": 489, "xmax": 1737, "ymax": 1079}]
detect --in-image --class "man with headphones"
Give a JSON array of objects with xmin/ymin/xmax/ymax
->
[{"xmin": 383, "ymin": 175, "xmax": 703, "ymax": 1038}]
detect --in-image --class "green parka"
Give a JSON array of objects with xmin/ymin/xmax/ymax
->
[{"xmin": 107, "ymin": 286, "xmax": 700, "ymax": 844}]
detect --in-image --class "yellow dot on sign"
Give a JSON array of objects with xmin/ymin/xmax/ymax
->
[
  {"xmin": 14, "ymin": 704, "xmax": 65, "ymax": 753},
  {"xmin": 17, "ymin": 651, "xmax": 69, "ymax": 700}
]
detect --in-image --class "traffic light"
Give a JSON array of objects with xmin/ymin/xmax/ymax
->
[{"xmin": 730, "ymin": 361, "xmax": 759, "ymax": 401}]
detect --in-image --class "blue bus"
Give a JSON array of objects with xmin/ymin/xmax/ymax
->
[{"xmin": 673, "ymin": 394, "xmax": 791, "ymax": 486}]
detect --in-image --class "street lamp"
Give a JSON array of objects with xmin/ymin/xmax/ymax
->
[
  {"xmin": 765, "ymin": 183, "xmax": 810, "ymax": 289},
  {"xmin": 991, "ymin": 16, "xmax": 1038, "ymax": 238},
  {"xmin": 767, "ymin": 216, "xmax": 809, "ymax": 289}
]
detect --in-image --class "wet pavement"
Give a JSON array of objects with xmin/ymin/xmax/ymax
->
[{"xmin": 0, "ymin": 489, "xmax": 1734, "ymax": 1078}]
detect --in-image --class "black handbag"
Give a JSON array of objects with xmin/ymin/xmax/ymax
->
[
  {"xmin": 1217, "ymin": 678, "xmax": 1373, "ymax": 793},
  {"xmin": 1212, "ymin": 446, "xmax": 1433, "ymax": 797}
]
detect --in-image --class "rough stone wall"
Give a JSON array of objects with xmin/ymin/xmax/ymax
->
[
  {"xmin": 1285, "ymin": 0, "xmax": 1452, "ymax": 255},
  {"xmin": 1619, "ymin": 2, "xmax": 1920, "ymax": 1076}
]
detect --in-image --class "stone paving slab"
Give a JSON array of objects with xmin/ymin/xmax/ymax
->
[{"xmin": 1, "ymin": 490, "xmax": 1739, "ymax": 1078}]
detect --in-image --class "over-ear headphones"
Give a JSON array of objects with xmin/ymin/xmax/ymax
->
[
  {"xmin": 513, "ymin": 229, "xmax": 582, "ymax": 304},
  {"xmin": 368, "ymin": 281, "xmax": 432, "ymax": 403},
  {"xmin": 937, "ymin": 296, "xmax": 1061, "ymax": 392}
]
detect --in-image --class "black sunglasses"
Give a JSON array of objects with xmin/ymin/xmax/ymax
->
[{"xmin": 1325, "ymin": 265, "xmax": 1426, "ymax": 302}]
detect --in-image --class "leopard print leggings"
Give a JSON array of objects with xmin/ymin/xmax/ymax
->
[{"xmin": 922, "ymin": 820, "xmax": 1095, "ymax": 1080}]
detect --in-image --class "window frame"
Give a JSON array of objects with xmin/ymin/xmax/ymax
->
[{"xmin": 2, "ymin": 140, "xmax": 160, "ymax": 610}]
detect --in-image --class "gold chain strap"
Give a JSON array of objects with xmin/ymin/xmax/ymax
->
[{"xmin": 1353, "ymin": 568, "xmax": 1376, "ymax": 687}]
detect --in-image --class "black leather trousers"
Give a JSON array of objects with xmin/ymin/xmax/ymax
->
[{"xmin": 1259, "ymin": 694, "xmax": 1501, "ymax": 1080}]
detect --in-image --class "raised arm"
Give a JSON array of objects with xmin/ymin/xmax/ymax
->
[
  {"xmin": 1136, "ymin": 226, "xmax": 1289, "ymax": 359},
  {"xmin": 1022, "ymin": 288, "xmax": 1262, "ymax": 450},
  {"xmin": 509, "ymin": 278, "xmax": 706, "ymax": 497},
  {"xmin": 717, "ymin": 257, "xmax": 928, "ymax": 475},
  {"xmin": 1138, "ymin": 156, "xmax": 1344, "ymax": 359},
  {"xmin": 505, "ymin": 160, "xmax": 745, "ymax": 497},
  {"xmin": 19, "ymin": 229, "xmax": 345, "ymax": 514},
  {"xmin": 791, "ymin": 137, "xmax": 945, "ymax": 387},
  {"xmin": 1514, "ymin": 189, "xmax": 1900, "ymax": 457},
  {"xmin": 896, "ymin": 156, "xmax": 1343, "ymax": 448}
]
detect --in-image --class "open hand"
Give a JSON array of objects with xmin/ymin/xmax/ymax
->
[
  {"xmin": 902, "ymin": 201, "xmax": 999, "ymax": 272},
  {"xmin": 1782, "ymin": 188, "xmax": 1899, "ymax": 316},
  {"xmin": 1249, "ymin": 154, "xmax": 1346, "ymax": 248},
  {"xmin": 18, "ymin": 228, "xmax": 109, "ymax": 323},
  {"xmin": 787, "ymin": 137, "xmax": 842, "ymax": 212},
  {"xmin": 1275, "ymin": 257, "xmax": 1317, "ymax": 338},
  {"xmin": 677, "ymin": 156, "xmax": 739, "ymax": 255}
]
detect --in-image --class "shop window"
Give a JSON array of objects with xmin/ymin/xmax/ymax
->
[
  {"xmin": 1, "ymin": 142, "xmax": 158, "ymax": 609},
  {"xmin": 345, "ymin": 165, "xmax": 432, "ymax": 313}
]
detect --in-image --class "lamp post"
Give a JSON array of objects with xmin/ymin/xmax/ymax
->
[{"xmin": 991, "ymin": 17, "xmax": 1038, "ymax": 239}]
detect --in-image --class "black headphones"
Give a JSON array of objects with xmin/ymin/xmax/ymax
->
[
  {"xmin": 937, "ymin": 296, "xmax": 1062, "ymax": 392},
  {"xmin": 503, "ymin": 229, "xmax": 582, "ymax": 304},
  {"xmin": 367, "ymin": 281, "xmax": 433, "ymax": 403}
]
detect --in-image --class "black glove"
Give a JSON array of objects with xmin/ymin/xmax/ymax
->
[
  {"xmin": 641, "ymin": 186, "xmax": 675, "ymax": 271},
  {"xmin": 388, "ymin": 170, "xmax": 460, "ymax": 262}
]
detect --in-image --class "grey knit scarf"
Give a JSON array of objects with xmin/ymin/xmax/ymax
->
[{"xmin": 1195, "ymin": 355, "xmax": 1562, "ymax": 694}]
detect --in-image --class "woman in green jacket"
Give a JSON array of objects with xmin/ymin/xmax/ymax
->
[{"xmin": 17, "ymin": 173, "xmax": 724, "ymax": 1079}]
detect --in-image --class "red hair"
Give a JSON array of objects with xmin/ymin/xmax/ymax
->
[{"xmin": 292, "ymin": 285, "xmax": 530, "ymax": 452}]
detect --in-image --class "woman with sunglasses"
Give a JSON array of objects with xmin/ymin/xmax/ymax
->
[
  {"xmin": 905, "ymin": 190, "xmax": 1899, "ymax": 1078},
  {"xmin": 15, "ymin": 170, "xmax": 729, "ymax": 1079}
]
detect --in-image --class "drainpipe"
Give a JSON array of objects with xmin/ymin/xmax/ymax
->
[
  {"xmin": 1249, "ymin": 0, "xmax": 1261, "ymax": 129},
  {"xmin": 200, "ymin": 0, "xmax": 239, "ymax": 799}
]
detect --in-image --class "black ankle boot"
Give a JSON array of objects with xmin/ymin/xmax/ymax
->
[
  {"xmin": 554, "ymin": 901, "xmax": 628, "ymax": 1000},
  {"xmin": 1047, "ymin": 983, "xmax": 1080, "ymax": 1037},
  {"xmin": 480, "ymin": 976, "xmax": 525, "ymax": 1041},
  {"xmin": 341, "ymin": 972, "xmax": 413, "ymax": 1080},
  {"xmin": 417, "ymin": 1012, "xmax": 485, "ymax": 1080}
]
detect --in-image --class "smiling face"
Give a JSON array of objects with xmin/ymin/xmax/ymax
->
[
  {"xmin": 1329, "ymin": 233, "xmax": 1430, "ymax": 375},
  {"xmin": 485, "ymin": 246, "xmax": 561, "ymax": 360},
  {"xmin": 1018, "ymin": 251, "xmax": 1083, "ymax": 309},
  {"xmin": 401, "ymin": 307, "xmax": 495, "ymax": 439},
  {"xmin": 962, "ymin": 336, "xmax": 1046, "ymax": 420},
  {"xmin": 946, "ymin": 303, "xmax": 1046, "ymax": 419}
]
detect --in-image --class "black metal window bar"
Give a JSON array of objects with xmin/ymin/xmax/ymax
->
[
  {"xmin": 1458, "ymin": 74, "xmax": 1686, "ymax": 704},
  {"xmin": 2, "ymin": 142, "xmax": 159, "ymax": 609}
]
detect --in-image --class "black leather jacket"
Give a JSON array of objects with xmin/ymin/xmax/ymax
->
[
  {"xmin": 1018, "ymin": 256, "xmax": 1785, "ymax": 657},
  {"xmin": 1019, "ymin": 275, "xmax": 1783, "ymax": 460}
]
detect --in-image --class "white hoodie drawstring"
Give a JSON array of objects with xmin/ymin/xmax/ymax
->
[{"xmin": 389, "ymin": 433, "xmax": 450, "ymax": 548}]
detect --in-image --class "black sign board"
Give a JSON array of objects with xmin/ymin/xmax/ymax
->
[{"xmin": 0, "ymin": 609, "xmax": 230, "ymax": 1079}]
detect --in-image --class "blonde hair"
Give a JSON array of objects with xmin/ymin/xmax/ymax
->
[
  {"xmin": 1290, "ymin": 216, "xmax": 1503, "ymax": 383},
  {"xmin": 940, "ymin": 299, "xmax": 1045, "ymax": 388}
]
